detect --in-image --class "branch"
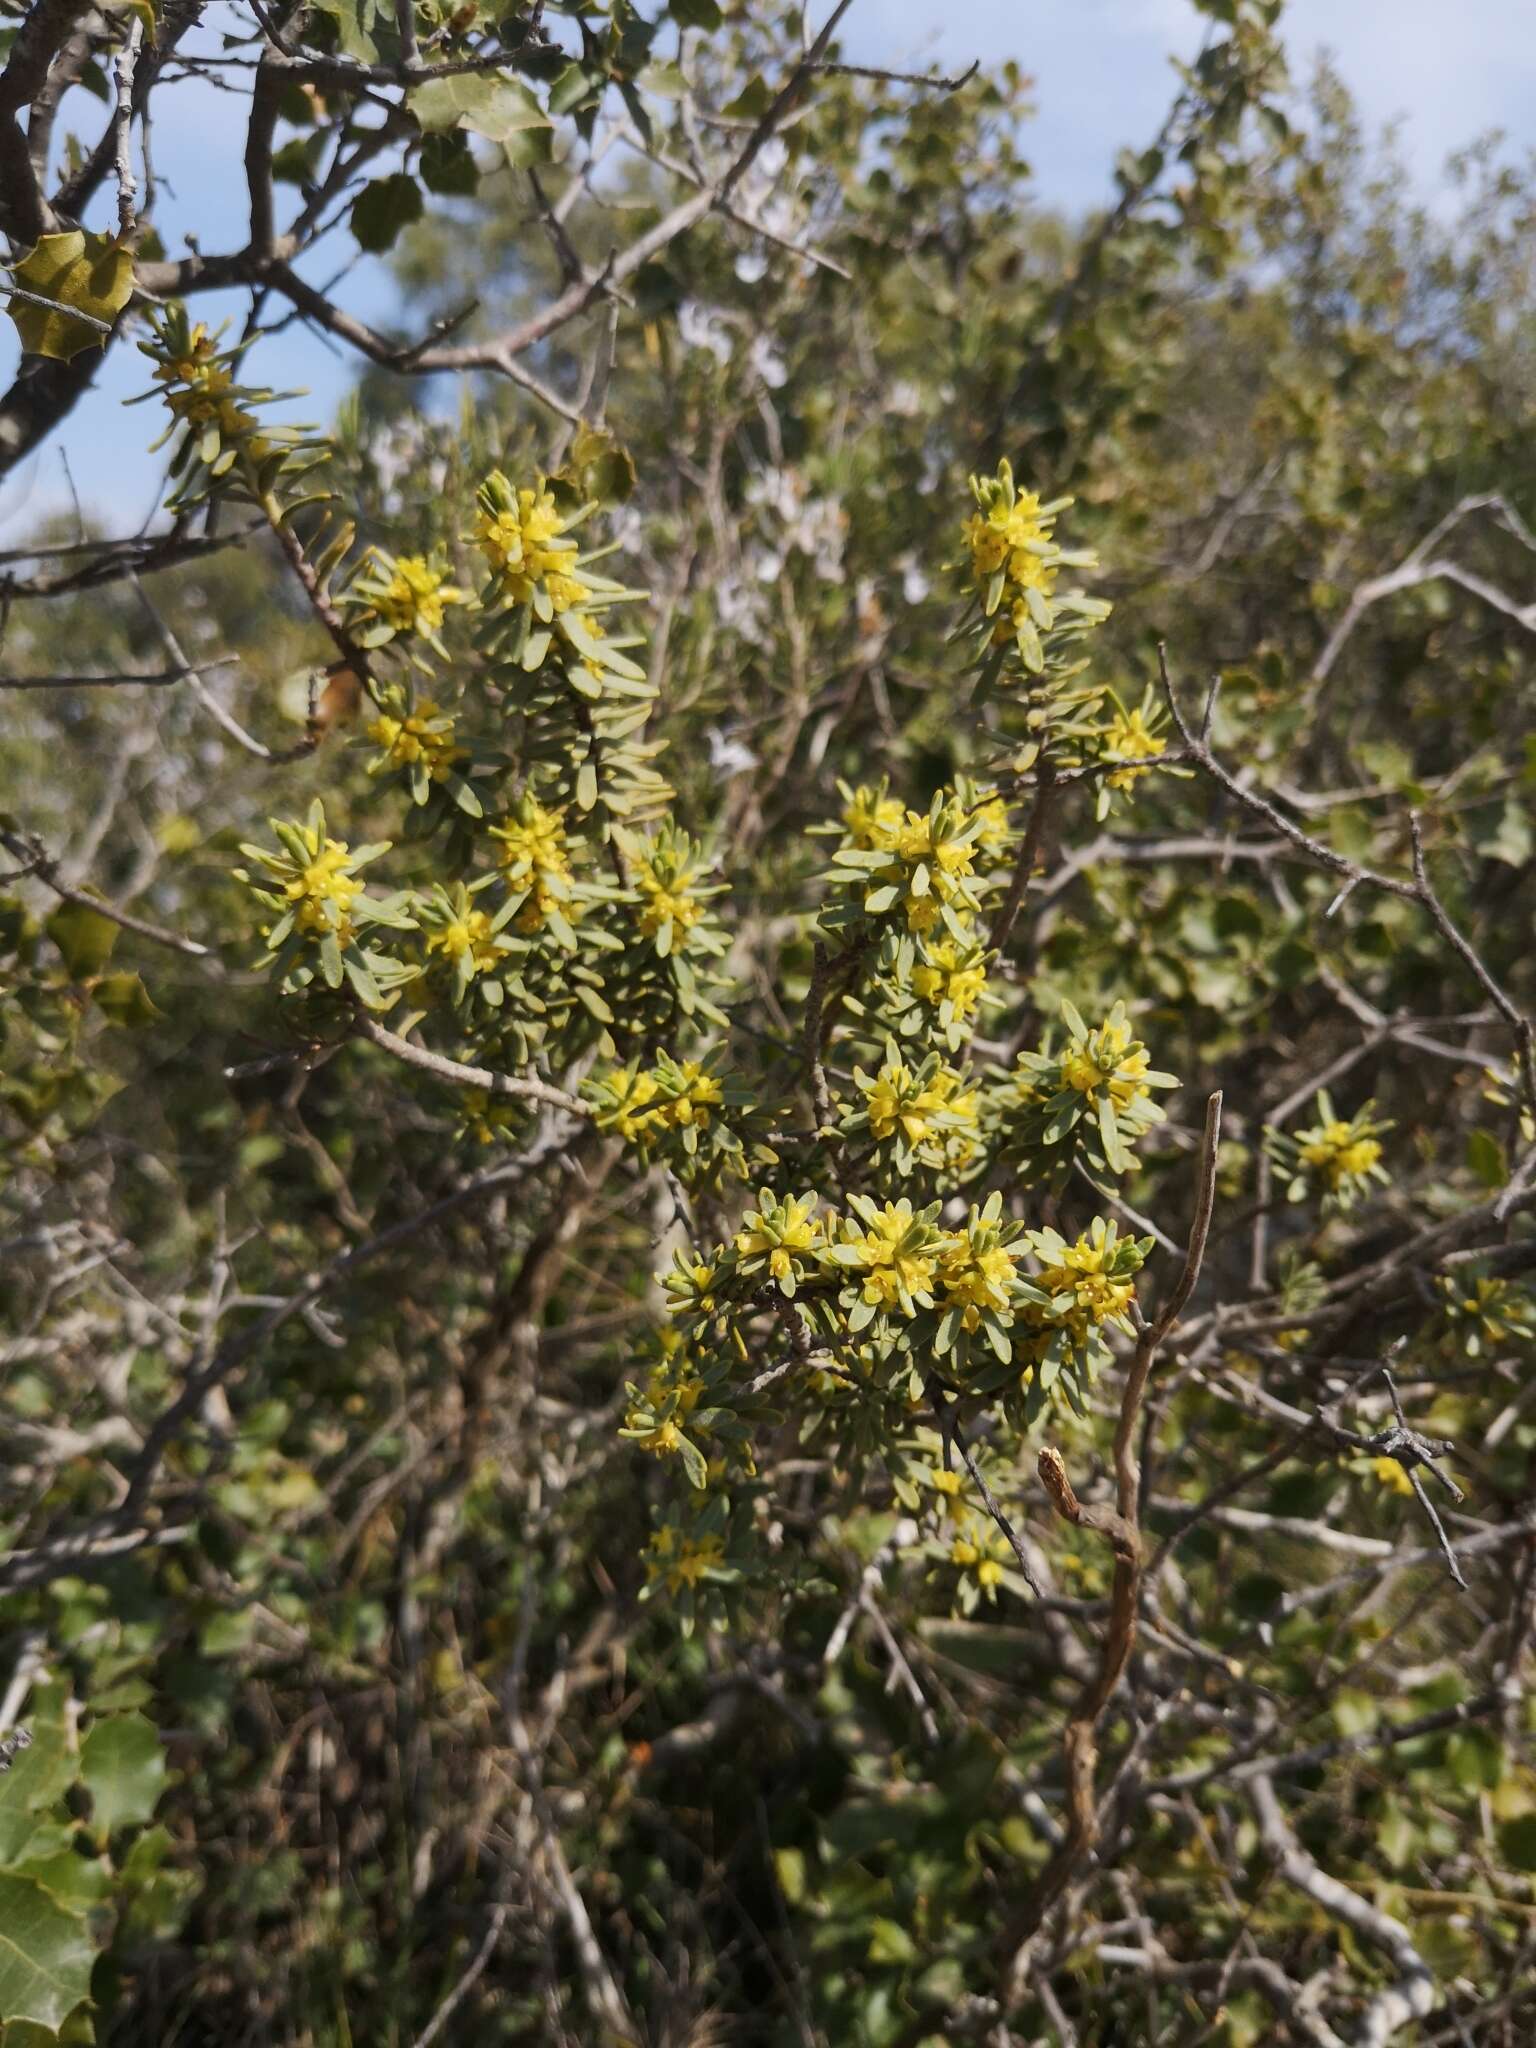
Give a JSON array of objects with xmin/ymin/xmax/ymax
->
[
  {"xmin": 0, "ymin": 826, "xmax": 218, "ymax": 963},
  {"xmin": 988, "ymin": 757, "xmax": 1057, "ymax": 953},
  {"xmin": 1251, "ymin": 1773, "xmax": 1437, "ymax": 2045},
  {"xmin": 112, "ymin": 15, "xmax": 145, "ymax": 236},
  {"xmin": 356, "ymin": 1015, "xmax": 590, "ymax": 1118},
  {"xmin": 1312, "ymin": 493, "xmax": 1536, "ymax": 687},
  {"xmin": 0, "ymin": 0, "xmax": 86, "ymax": 244},
  {"xmin": 116, "ymin": 1129, "xmax": 579, "ymax": 1523},
  {"xmin": 1002, "ymin": 1092, "xmax": 1222, "ymax": 1966}
]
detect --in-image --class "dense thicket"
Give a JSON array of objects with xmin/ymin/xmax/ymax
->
[{"xmin": 3, "ymin": 4, "xmax": 1536, "ymax": 2044}]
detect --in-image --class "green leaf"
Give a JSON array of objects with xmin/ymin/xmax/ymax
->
[
  {"xmin": 80, "ymin": 1713, "xmax": 165, "ymax": 1834},
  {"xmin": 46, "ymin": 903, "xmax": 118, "ymax": 979},
  {"xmin": 351, "ymin": 174, "xmax": 424, "ymax": 254},
  {"xmin": 569, "ymin": 424, "xmax": 636, "ymax": 504},
  {"xmin": 867, "ymin": 1917, "xmax": 917, "ymax": 1965},
  {"xmin": 1497, "ymin": 1814, "xmax": 1536, "ymax": 1872},
  {"xmin": 1332, "ymin": 1689, "xmax": 1378, "ymax": 1738},
  {"xmin": 92, "ymin": 971, "xmax": 160, "ymax": 1028},
  {"xmin": 670, "ymin": 0, "xmax": 723, "ymax": 25},
  {"xmin": 0, "ymin": 1874, "xmax": 94, "ymax": 2031},
  {"xmin": 410, "ymin": 71, "xmax": 550, "ymax": 147},
  {"xmin": 7, "ymin": 230, "xmax": 133, "ymax": 359},
  {"xmin": 419, "ymin": 131, "xmax": 480, "ymax": 196},
  {"xmin": 1447, "ymin": 1726, "xmax": 1504, "ymax": 1793},
  {"xmin": 308, "ymin": 0, "xmax": 389, "ymax": 62},
  {"xmin": 1466, "ymin": 1128, "xmax": 1508, "ymax": 1189},
  {"xmin": 1476, "ymin": 796, "xmax": 1533, "ymax": 868},
  {"xmin": 676, "ymin": 1433, "xmax": 709, "ymax": 1490}
]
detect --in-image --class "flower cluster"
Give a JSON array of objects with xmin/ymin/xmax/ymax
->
[
  {"xmin": 348, "ymin": 549, "xmax": 467, "ymax": 664},
  {"xmin": 821, "ymin": 784, "xmax": 1010, "ymax": 961},
  {"xmin": 488, "ymin": 794, "xmax": 581, "ymax": 941},
  {"xmin": 142, "ymin": 315, "xmax": 268, "ymax": 459},
  {"xmin": 627, "ymin": 824, "xmax": 723, "ymax": 956},
  {"xmin": 589, "ymin": 1051, "xmax": 758, "ymax": 1179},
  {"xmin": 1009, "ymin": 1000, "xmax": 1178, "ymax": 1181},
  {"xmin": 1435, "ymin": 1265, "xmax": 1536, "ymax": 1360},
  {"xmin": 474, "ymin": 472, "xmax": 587, "ymax": 616},
  {"xmin": 415, "ymin": 879, "xmax": 520, "ymax": 1003},
  {"xmin": 656, "ymin": 1187, "xmax": 1144, "ymax": 1414},
  {"xmin": 959, "ymin": 458, "xmax": 1107, "ymax": 672},
  {"xmin": 366, "ymin": 694, "xmax": 477, "ymax": 811},
  {"xmin": 1268, "ymin": 1091, "xmax": 1392, "ymax": 1213},
  {"xmin": 825, "ymin": 778, "xmax": 1010, "ymax": 1051},
  {"xmin": 845, "ymin": 1047, "xmax": 979, "ymax": 1176},
  {"xmin": 235, "ymin": 800, "xmax": 416, "ymax": 1009},
  {"xmin": 732, "ymin": 1192, "xmax": 826, "ymax": 1297},
  {"xmin": 1090, "ymin": 686, "xmax": 1178, "ymax": 817}
]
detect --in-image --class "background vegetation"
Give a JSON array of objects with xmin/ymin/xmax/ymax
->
[{"xmin": 2, "ymin": 2, "xmax": 1536, "ymax": 2043}]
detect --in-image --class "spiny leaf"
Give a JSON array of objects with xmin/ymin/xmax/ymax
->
[
  {"xmin": 7, "ymin": 231, "xmax": 134, "ymax": 360},
  {"xmin": 0, "ymin": 1874, "xmax": 94, "ymax": 2031}
]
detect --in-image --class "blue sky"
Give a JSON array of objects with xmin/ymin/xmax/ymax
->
[{"xmin": 2, "ymin": 0, "xmax": 1532, "ymax": 538}]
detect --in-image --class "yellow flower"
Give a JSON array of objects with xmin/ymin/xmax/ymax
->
[
  {"xmin": 735, "ymin": 1195, "xmax": 823, "ymax": 1281},
  {"xmin": 1101, "ymin": 702, "xmax": 1167, "ymax": 792},
  {"xmin": 842, "ymin": 785, "xmax": 904, "ymax": 850},
  {"xmin": 928, "ymin": 1466, "xmax": 967, "ymax": 1515},
  {"xmin": 1060, "ymin": 1013, "xmax": 1152, "ymax": 1110},
  {"xmin": 475, "ymin": 482, "xmax": 583, "ymax": 610},
  {"xmin": 489, "ymin": 797, "xmax": 573, "ymax": 930},
  {"xmin": 1365, "ymin": 1456, "xmax": 1414, "ymax": 1497},
  {"xmin": 1031, "ymin": 1221, "xmax": 1136, "ymax": 1344},
  {"xmin": 911, "ymin": 940, "xmax": 988, "ymax": 1023},
  {"xmin": 1300, "ymin": 1122, "xmax": 1382, "ymax": 1188},
  {"xmin": 663, "ymin": 1061, "xmax": 723, "ymax": 1129},
  {"xmin": 425, "ymin": 907, "xmax": 500, "ymax": 976},
  {"xmin": 645, "ymin": 1528, "xmax": 724, "ymax": 1592},
  {"xmin": 938, "ymin": 1237, "xmax": 1016, "ymax": 1331},
  {"xmin": 963, "ymin": 487, "xmax": 1056, "ymax": 589},
  {"xmin": 864, "ymin": 1062, "xmax": 941, "ymax": 1146},
  {"xmin": 373, "ymin": 556, "xmax": 465, "ymax": 635},
  {"xmin": 284, "ymin": 839, "xmax": 362, "ymax": 938},
  {"xmin": 841, "ymin": 1203, "xmax": 936, "ymax": 1315},
  {"xmin": 606, "ymin": 1067, "xmax": 661, "ymax": 1141},
  {"xmin": 368, "ymin": 700, "xmax": 464, "ymax": 781},
  {"xmin": 950, "ymin": 1523, "xmax": 1008, "ymax": 1590},
  {"xmin": 635, "ymin": 857, "xmax": 703, "ymax": 939}
]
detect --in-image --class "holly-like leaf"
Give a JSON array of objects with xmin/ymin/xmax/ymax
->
[
  {"xmin": 7, "ymin": 231, "xmax": 134, "ymax": 360},
  {"xmin": 92, "ymin": 971, "xmax": 160, "ymax": 1028},
  {"xmin": 569, "ymin": 424, "xmax": 636, "ymax": 504},
  {"xmin": 80, "ymin": 1713, "xmax": 166, "ymax": 1835},
  {"xmin": 0, "ymin": 1874, "xmax": 94, "ymax": 2031},
  {"xmin": 351, "ymin": 174, "xmax": 424, "ymax": 254},
  {"xmin": 46, "ymin": 903, "xmax": 119, "ymax": 980}
]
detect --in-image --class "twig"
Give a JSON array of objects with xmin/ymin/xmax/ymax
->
[
  {"xmin": 811, "ymin": 57, "xmax": 979, "ymax": 91},
  {"xmin": 112, "ymin": 16, "xmax": 144, "ymax": 237},
  {"xmin": 988, "ymin": 758, "xmax": 1057, "ymax": 953},
  {"xmin": 0, "ymin": 281, "xmax": 113, "ymax": 335},
  {"xmin": 357, "ymin": 1016, "xmax": 589, "ymax": 1118},
  {"xmin": 1378, "ymin": 1364, "xmax": 1467, "ymax": 1590},
  {"xmin": 411, "ymin": 1904, "xmax": 509, "ymax": 2048},
  {"xmin": 0, "ymin": 661, "xmax": 236, "ymax": 690},
  {"xmin": 1409, "ymin": 812, "xmax": 1536, "ymax": 1118},
  {"xmin": 0, "ymin": 826, "xmax": 217, "ymax": 963}
]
